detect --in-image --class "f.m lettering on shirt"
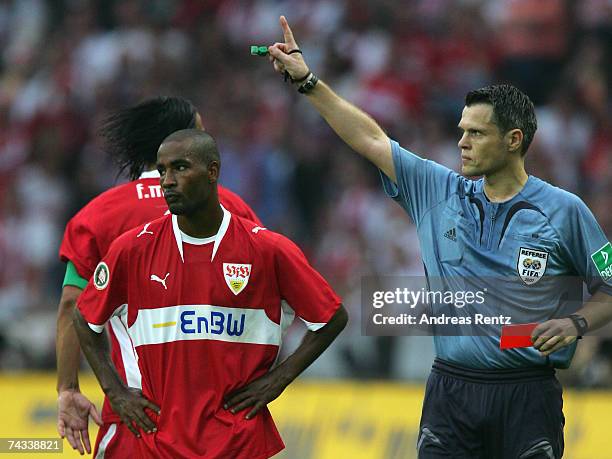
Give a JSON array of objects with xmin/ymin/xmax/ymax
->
[
  {"xmin": 130, "ymin": 305, "xmax": 281, "ymax": 347},
  {"xmin": 136, "ymin": 183, "xmax": 164, "ymax": 200}
]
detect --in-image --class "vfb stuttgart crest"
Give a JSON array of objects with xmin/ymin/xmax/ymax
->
[
  {"xmin": 517, "ymin": 247, "xmax": 548, "ymax": 285},
  {"xmin": 223, "ymin": 263, "xmax": 252, "ymax": 295}
]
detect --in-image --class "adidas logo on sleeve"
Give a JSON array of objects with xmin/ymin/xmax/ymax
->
[{"xmin": 443, "ymin": 228, "xmax": 457, "ymax": 242}]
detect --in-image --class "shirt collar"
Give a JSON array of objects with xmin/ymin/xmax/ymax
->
[
  {"xmin": 172, "ymin": 205, "xmax": 231, "ymax": 263},
  {"xmin": 477, "ymin": 175, "xmax": 535, "ymax": 205},
  {"xmin": 180, "ymin": 231, "xmax": 216, "ymax": 245},
  {"xmin": 139, "ymin": 170, "xmax": 160, "ymax": 179}
]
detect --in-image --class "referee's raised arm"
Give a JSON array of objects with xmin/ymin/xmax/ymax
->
[{"xmin": 267, "ymin": 15, "xmax": 395, "ymax": 183}]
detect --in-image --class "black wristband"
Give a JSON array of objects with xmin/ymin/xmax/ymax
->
[
  {"xmin": 298, "ymin": 73, "xmax": 318, "ymax": 94},
  {"xmin": 568, "ymin": 314, "xmax": 588, "ymax": 337}
]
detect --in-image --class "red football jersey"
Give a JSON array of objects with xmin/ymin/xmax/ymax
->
[
  {"xmin": 60, "ymin": 171, "xmax": 262, "ymax": 280},
  {"xmin": 59, "ymin": 170, "xmax": 261, "ymax": 424},
  {"xmin": 77, "ymin": 209, "xmax": 341, "ymax": 459}
]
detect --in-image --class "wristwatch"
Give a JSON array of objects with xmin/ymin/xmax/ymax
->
[
  {"xmin": 568, "ymin": 314, "xmax": 589, "ymax": 338},
  {"xmin": 298, "ymin": 73, "xmax": 319, "ymax": 94}
]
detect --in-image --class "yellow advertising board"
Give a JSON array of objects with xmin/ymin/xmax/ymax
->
[{"xmin": 0, "ymin": 374, "xmax": 610, "ymax": 458}]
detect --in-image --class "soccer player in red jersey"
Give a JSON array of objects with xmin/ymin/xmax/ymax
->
[
  {"xmin": 56, "ymin": 97, "xmax": 262, "ymax": 456},
  {"xmin": 73, "ymin": 129, "xmax": 348, "ymax": 458}
]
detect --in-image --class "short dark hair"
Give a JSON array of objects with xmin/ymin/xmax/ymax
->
[
  {"xmin": 99, "ymin": 96, "xmax": 197, "ymax": 180},
  {"xmin": 465, "ymin": 84, "xmax": 537, "ymax": 155},
  {"xmin": 161, "ymin": 129, "xmax": 220, "ymax": 165}
]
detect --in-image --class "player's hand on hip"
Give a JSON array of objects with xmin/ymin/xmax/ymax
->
[
  {"xmin": 107, "ymin": 387, "xmax": 160, "ymax": 437},
  {"xmin": 223, "ymin": 370, "xmax": 289, "ymax": 420},
  {"xmin": 57, "ymin": 389, "xmax": 102, "ymax": 455},
  {"xmin": 268, "ymin": 15, "xmax": 310, "ymax": 81},
  {"xmin": 532, "ymin": 318, "xmax": 579, "ymax": 356}
]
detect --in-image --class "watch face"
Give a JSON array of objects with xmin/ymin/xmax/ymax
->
[
  {"xmin": 571, "ymin": 315, "xmax": 587, "ymax": 334},
  {"xmin": 299, "ymin": 75, "xmax": 318, "ymax": 93},
  {"xmin": 299, "ymin": 81, "xmax": 313, "ymax": 93}
]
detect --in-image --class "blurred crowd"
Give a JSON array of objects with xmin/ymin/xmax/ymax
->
[{"xmin": 0, "ymin": 0, "xmax": 610, "ymax": 385}]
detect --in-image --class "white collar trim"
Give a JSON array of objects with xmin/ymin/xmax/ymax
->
[
  {"xmin": 171, "ymin": 205, "xmax": 231, "ymax": 262},
  {"xmin": 180, "ymin": 231, "xmax": 215, "ymax": 245},
  {"xmin": 139, "ymin": 170, "xmax": 160, "ymax": 179}
]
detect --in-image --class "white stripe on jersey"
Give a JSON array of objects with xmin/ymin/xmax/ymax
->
[
  {"xmin": 88, "ymin": 322, "xmax": 106, "ymax": 333},
  {"xmin": 109, "ymin": 312, "xmax": 142, "ymax": 389},
  {"xmin": 272, "ymin": 300, "xmax": 297, "ymax": 367},
  {"xmin": 301, "ymin": 318, "xmax": 327, "ymax": 331},
  {"xmin": 95, "ymin": 423, "xmax": 117, "ymax": 459},
  {"xmin": 87, "ymin": 304, "xmax": 127, "ymax": 333},
  {"xmin": 129, "ymin": 305, "xmax": 282, "ymax": 348}
]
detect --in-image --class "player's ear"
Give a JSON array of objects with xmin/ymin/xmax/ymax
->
[
  {"xmin": 207, "ymin": 160, "xmax": 220, "ymax": 183},
  {"xmin": 506, "ymin": 128, "xmax": 523, "ymax": 154}
]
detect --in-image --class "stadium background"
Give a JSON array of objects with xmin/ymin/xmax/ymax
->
[{"xmin": 0, "ymin": 0, "xmax": 610, "ymax": 457}]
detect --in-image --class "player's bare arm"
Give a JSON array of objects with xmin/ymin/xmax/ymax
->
[
  {"xmin": 267, "ymin": 16, "xmax": 395, "ymax": 182},
  {"xmin": 56, "ymin": 286, "xmax": 84, "ymax": 394},
  {"xmin": 224, "ymin": 305, "xmax": 348, "ymax": 419},
  {"xmin": 73, "ymin": 308, "xmax": 160, "ymax": 437},
  {"xmin": 56, "ymin": 285, "xmax": 102, "ymax": 455},
  {"xmin": 532, "ymin": 291, "xmax": 612, "ymax": 356}
]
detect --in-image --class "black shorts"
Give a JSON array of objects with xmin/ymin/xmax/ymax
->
[{"xmin": 418, "ymin": 358, "xmax": 564, "ymax": 459}]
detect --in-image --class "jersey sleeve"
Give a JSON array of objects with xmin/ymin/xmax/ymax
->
[
  {"xmin": 59, "ymin": 210, "xmax": 101, "ymax": 280},
  {"xmin": 273, "ymin": 235, "xmax": 342, "ymax": 331},
  {"xmin": 379, "ymin": 139, "xmax": 464, "ymax": 226},
  {"xmin": 561, "ymin": 196, "xmax": 612, "ymax": 296},
  {"xmin": 219, "ymin": 187, "xmax": 263, "ymax": 226},
  {"xmin": 77, "ymin": 236, "xmax": 130, "ymax": 333}
]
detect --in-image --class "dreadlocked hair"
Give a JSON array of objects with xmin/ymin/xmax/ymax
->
[{"xmin": 99, "ymin": 96, "xmax": 198, "ymax": 180}]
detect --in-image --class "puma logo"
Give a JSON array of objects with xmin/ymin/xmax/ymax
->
[
  {"xmin": 252, "ymin": 226, "xmax": 267, "ymax": 234},
  {"xmin": 150, "ymin": 273, "xmax": 170, "ymax": 290},
  {"xmin": 137, "ymin": 223, "xmax": 154, "ymax": 238}
]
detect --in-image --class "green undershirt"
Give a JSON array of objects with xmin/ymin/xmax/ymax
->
[{"xmin": 62, "ymin": 260, "xmax": 88, "ymax": 289}]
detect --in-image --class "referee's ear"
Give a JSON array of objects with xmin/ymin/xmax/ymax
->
[{"xmin": 506, "ymin": 128, "xmax": 524, "ymax": 154}]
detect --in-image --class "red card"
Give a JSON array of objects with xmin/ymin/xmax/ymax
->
[{"xmin": 500, "ymin": 323, "xmax": 538, "ymax": 349}]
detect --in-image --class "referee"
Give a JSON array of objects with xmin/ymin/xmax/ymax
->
[{"xmin": 266, "ymin": 16, "xmax": 612, "ymax": 459}]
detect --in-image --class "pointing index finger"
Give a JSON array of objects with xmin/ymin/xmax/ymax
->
[{"xmin": 280, "ymin": 16, "xmax": 297, "ymax": 48}]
